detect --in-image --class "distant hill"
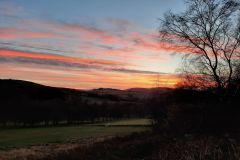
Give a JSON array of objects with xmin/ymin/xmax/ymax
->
[
  {"xmin": 90, "ymin": 87, "xmax": 172, "ymax": 100},
  {"xmin": 126, "ymin": 87, "xmax": 172, "ymax": 95},
  {"xmin": 0, "ymin": 79, "xmax": 173, "ymax": 102},
  {"xmin": 0, "ymin": 79, "xmax": 84, "ymax": 101}
]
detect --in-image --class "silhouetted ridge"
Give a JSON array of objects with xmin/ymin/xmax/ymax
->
[{"xmin": 0, "ymin": 79, "xmax": 69, "ymax": 100}]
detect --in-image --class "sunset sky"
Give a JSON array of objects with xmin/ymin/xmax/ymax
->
[{"xmin": 0, "ymin": 0, "xmax": 186, "ymax": 89}]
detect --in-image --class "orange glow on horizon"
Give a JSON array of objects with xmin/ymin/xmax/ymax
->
[{"xmin": 0, "ymin": 62, "xmax": 180, "ymax": 89}]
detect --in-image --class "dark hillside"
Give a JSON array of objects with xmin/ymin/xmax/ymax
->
[
  {"xmin": 0, "ymin": 79, "xmax": 71, "ymax": 100},
  {"xmin": 0, "ymin": 79, "xmax": 152, "ymax": 127}
]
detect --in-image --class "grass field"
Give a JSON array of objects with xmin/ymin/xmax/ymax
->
[
  {"xmin": 96, "ymin": 118, "xmax": 152, "ymax": 126},
  {"xmin": 0, "ymin": 119, "xmax": 150, "ymax": 149}
]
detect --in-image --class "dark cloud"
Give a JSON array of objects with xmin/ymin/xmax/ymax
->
[
  {"xmin": 0, "ymin": 56, "xmax": 90, "ymax": 69},
  {"xmin": 110, "ymin": 68, "xmax": 165, "ymax": 75},
  {"xmin": 96, "ymin": 44, "xmax": 115, "ymax": 50},
  {"xmin": 0, "ymin": 54, "xmax": 164, "ymax": 75},
  {"xmin": 0, "ymin": 42, "xmax": 82, "ymax": 55},
  {"xmin": 106, "ymin": 18, "xmax": 133, "ymax": 32},
  {"xmin": 96, "ymin": 44, "xmax": 134, "ymax": 52}
]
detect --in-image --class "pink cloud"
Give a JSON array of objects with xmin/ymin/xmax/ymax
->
[
  {"xmin": 0, "ymin": 27, "xmax": 61, "ymax": 40},
  {"xmin": 5, "ymin": 18, "xmax": 194, "ymax": 57}
]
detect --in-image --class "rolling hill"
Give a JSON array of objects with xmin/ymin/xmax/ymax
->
[{"xmin": 0, "ymin": 79, "xmax": 172, "ymax": 102}]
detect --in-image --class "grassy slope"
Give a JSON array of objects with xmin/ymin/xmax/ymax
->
[
  {"xmin": 0, "ymin": 120, "xmax": 150, "ymax": 149},
  {"xmin": 95, "ymin": 118, "xmax": 152, "ymax": 126}
]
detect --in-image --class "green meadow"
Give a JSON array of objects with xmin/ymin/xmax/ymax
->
[{"xmin": 0, "ymin": 119, "xmax": 151, "ymax": 149}]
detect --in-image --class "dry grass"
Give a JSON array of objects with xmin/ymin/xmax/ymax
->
[
  {"xmin": 156, "ymin": 135, "xmax": 240, "ymax": 160},
  {"xmin": 2, "ymin": 132, "xmax": 240, "ymax": 160},
  {"xmin": 36, "ymin": 133, "xmax": 240, "ymax": 160},
  {"xmin": 0, "ymin": 136, "xmax": 113, "ymax": 160}
]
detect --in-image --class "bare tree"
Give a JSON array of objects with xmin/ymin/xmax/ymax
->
[{"xmin": 160, "ymin": 0, "xmax": 240, "ymax": 94}]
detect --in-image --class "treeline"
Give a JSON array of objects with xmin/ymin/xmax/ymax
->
[
  {"xmin": 0, "ymin": 80, "xmax": 148, "ymax": 127},
  {"xmin": 150, "ymin": 88, "xmax": 240, "ymax": 133}
]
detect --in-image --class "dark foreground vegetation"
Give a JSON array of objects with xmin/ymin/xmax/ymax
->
[
  {"xmin": 20, "ymin": 132, "xmax": 240, "ymax": 160},
  {"xmin": 151, "ymin": 88, "xmax": 240, "ymax": 134}
]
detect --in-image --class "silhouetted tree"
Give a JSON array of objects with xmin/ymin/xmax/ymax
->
[{"xmin": 160, "ymin": 0, "xmax": 240, "ymax": 95}]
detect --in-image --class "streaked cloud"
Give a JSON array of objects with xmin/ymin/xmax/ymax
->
[
  {"xmin": 0, "ymin": 49, "xmax": 163, "ymax": 75},
  {"xmin": 0, "ymin": 27, "xmax": 62, "ymax": 40}
]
